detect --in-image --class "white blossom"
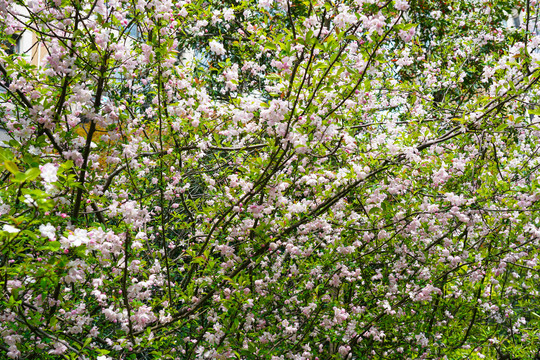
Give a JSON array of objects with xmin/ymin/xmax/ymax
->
[
  {"xmin": 209, "ymin": 40, "xmax": 226, "ymax": 56},
  {"xmin": 3, "ymin": 225, "xmax": 20, "ymax": 233},
  {"xmin": 40, "ymin": 163, "xmax": 59, "ymax": 183}
]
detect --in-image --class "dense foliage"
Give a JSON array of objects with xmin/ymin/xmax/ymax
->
[{"xmin": 1, "ymin": 0, "xmax": 540, "ymax": 358}]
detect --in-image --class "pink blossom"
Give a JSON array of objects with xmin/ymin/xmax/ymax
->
[
  {"xmin": 333, "ymin": 307, "xmax": 349, "ymax": 324},
  {"xmin": 399, "ymin": 28, "xmax": 415, "ymax": 42},
  {"xmin": 395, "ymin": 0, "xmax": 410, "ymax": 11},
  {"xmin": 48, "ymin": 342, "xmax": 67, "ymax": 355}
]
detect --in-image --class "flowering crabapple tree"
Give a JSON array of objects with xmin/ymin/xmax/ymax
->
[{"xmin": 2, "ymin": 0, "xmax": 540, "ymax": 358}]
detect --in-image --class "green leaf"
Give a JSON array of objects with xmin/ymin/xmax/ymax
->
[
  {"xmin": 8, "ymin": 139, "xmax": 20, "ymax": 148},
  {"xmin": 4, "ymin": 161, "xmax": 19, "ymax": 174},
  {"xmin": 48, "ymin": 241, "xmax": 61, "ymax": 252},
  {"xmin": 0, "ymin": 148, "xmax": 13, "ymax": 162},
  {"xmin": 401, "ymin": 23, "xmax": 417, "ymax": 31},
  {"xmin": 192, "ymin": 256, "xmax": 206, "ymax": 265},
  {"xmin": 25, "ymin": 167, "xmax": 41, "ymax": 181},
  {"xmin": 37, "ymin": 241, "xmax": 61, "ymax": 252},
  {"xmin": 265, "ymin": 42, "xmax": 277, "ymax": 51},
  {"xmin": 60, "ymin": 160, "xmax": 74, "ymax": 172},
  {"xmin": 13, "ymin": 172, "xmax": 27, "ymax": 183}
]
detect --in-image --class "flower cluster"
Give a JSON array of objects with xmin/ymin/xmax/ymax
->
[{"xmin": 0, "ymin": 0, "xmax": 539, "ymax": 358}]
